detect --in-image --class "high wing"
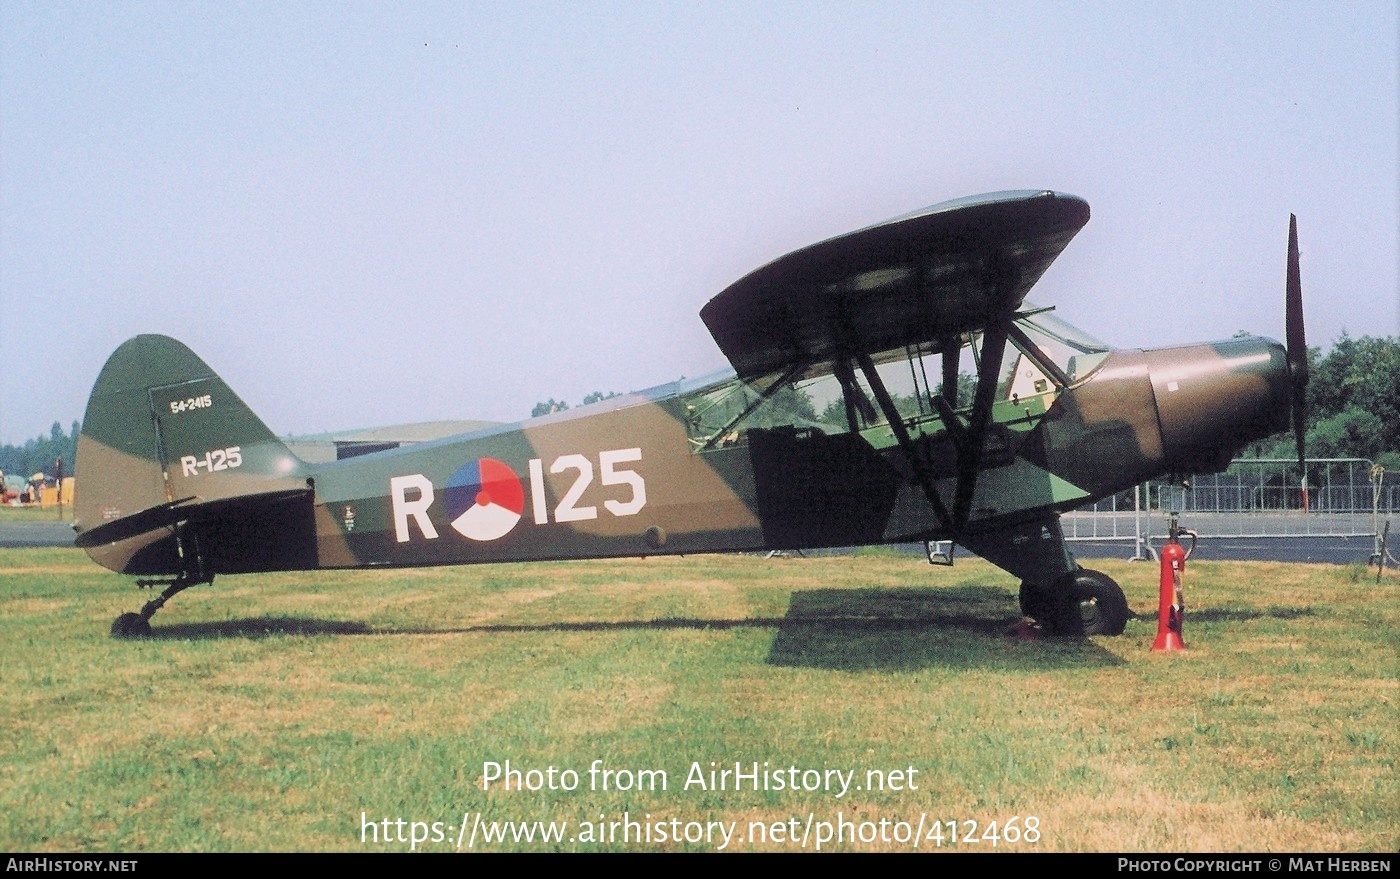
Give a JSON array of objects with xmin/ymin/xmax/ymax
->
[
  {"xmin": 700, "ymin": 190, "xmax": 1090, "ymax": 380},
  {"xmin": 700, "ymin": 190, "xmax": 1091, "ymax": 533}
]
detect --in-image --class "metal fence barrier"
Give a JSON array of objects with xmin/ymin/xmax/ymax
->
[{"xmin": 1061, "ymin": 458, "xmax": 1395, "ymax": 562}]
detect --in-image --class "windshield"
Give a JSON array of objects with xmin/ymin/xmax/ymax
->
[
  {"xmin": 677, "ymin": 303, "xmax": 1111, "ymax": 452},
  {"xmin": 1014, "ymin": 305, "xmax": 1111, "ymax": 384},
  {"xmin": 677, "ymin": 368, "xmax": 831, "ymax": 449}
]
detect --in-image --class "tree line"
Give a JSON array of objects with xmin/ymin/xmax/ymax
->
[
  {"xmin": 1256, "ymin": 332, "xmax": 1400, "ymax": 470},
  {"xmin": 0, "ymin": 421, "xmax": 79, "ymax": 484},
  {"xmin": 530, "ymin": 391, "xmax": 621, "ymax": 417}
]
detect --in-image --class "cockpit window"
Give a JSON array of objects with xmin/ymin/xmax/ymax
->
[
  {"xmin": 678, "ymin": 304, "xmax": 1110, "ymax": 453},
  {"xmin": 1014, "ymin": 305, "xmax": 1111, "ymax": 384},
  {"xmin": 677, "ymin": 368, "xmax": 830, "ymax": 449}
]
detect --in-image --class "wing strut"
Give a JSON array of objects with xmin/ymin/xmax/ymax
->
[
  {"xmin": 848, "ymin": 305, "xmax": 1017, "ymax": 536},
  {"xmin": 940, "ymin": 337, "xmax": 960, "ymax": 409},
  {"xmin": 953, "ymin": 314, "xmax": 1011, "ymax": 531},
  {"xmin": 832, "ymin": 358, "xmax": 877, "ymax": 433},
  {"xmin": 854, "ymin": 352, "xmax": 954, "ymax": 532}
]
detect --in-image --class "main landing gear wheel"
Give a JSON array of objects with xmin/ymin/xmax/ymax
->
[
  {"xmin": 1065, "ymin": 568, "xmax": 1131, "ymax": 635},
  {"xmin": 1021, "ymin": 569, "xmax": 1130, "ymax": 636}
]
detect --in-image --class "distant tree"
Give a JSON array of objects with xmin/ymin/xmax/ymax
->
[
  {"xmin": 943, "ymin": 372, "xmax": 980, "ymax": 407},
  {"xmin": 1307, "ymin": 333, "xmax": 1350, "ymax": 422},
  {"xmin": 531, "ymin": 391, "xmax": 624, "ymax": 416},
  {"xmin": 817, "ymin": 372, "xmax": 977, "ymax": 429},
  {"xmin": 1338, "ymin": 336, "xmax": 1400, "ymax": 451},
  {"xmin": 1307, "ymin": 407, "xmax": 1386, "ymax": 461},
  {"xmin": 818, "ymin": 397, "xmax": 848, "ymax": 427},
  {"xmin": 0, "ymin": 421, "xmax": 80, "ymax": 480},
  {"xmin": 768, "ymin": 384, "xmax": 817, "ymax": 424},
  {"xmin": 1256, "ymin": 332, "xmax": 1398, "ymax": 464},
  {"xmin": 531, "ymin": 398, "xmax": 570, "ymax": 418},
  {"xmin": 1303, "ymin": 334, "xmax": 1399, "ymax": 450}
]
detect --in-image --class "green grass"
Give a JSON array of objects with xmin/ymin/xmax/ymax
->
[
  {"xmin": 0, "ymin": 505, "xmax": 70, "ymax": 522},
  {"xmin": 1, "ymin": 549, "xmax": 1394, "ymax": 852}
]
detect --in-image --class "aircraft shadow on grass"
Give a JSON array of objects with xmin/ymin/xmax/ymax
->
[
  {"xmin": 144, "ymin": 616, "xmax": 375, "ymax": 639},
  {"xmin": 765, "ymin": 586, "xmax": 1123, "ymax": 670},
  {"xmin": 1187, "ymin": 606, "xmax": 1315, "ymax": 623},
  {"xmin": 141, "ymin": 583, "xmax": 1138, "ymax": 671},
  {"xmin": 133, "ymin": 591, "xmax": 1317, "ymax": 648}
]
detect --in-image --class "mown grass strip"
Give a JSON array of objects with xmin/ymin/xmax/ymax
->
[{"xmin": 1, "ymin": 549, "xmax": 1394, "ymax": 851}]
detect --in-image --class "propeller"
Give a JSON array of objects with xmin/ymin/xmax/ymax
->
[{"xmin": 1285, "ymin": 214, "xmax": 1308, "ymax": 473}]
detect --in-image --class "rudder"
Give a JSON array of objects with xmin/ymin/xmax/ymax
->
[{"xmin": 75, "ymin": 335, "xmax": 308, "ymax": 573}]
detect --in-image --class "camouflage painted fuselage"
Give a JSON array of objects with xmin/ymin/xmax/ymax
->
[
  {"xmin": 74, "ymin": 190, "xmax": 1299, "ymax": 594},
  {"xmin": 74, "ymin": 332, "xmax": 1290, "ymax": 586}
]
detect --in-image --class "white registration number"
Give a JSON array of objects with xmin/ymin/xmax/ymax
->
[{"xmin": 180, "ymin": 446, "xmax": 242, "ymax": 477}]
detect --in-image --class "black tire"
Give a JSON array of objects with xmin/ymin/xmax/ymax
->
[
  {"xmin": 110, "ymin": 612, "xmax": 151, "ymax": 639},
  {"xmin": 1062, "ymin": 569, "xmax": 1131, "ymax": 636},
  {"xmin": 1018, "ymin": 581, "xmax": 1053, "ymax": 618},
  {"xmin": 1024, "ymin": 570, "xmax": 1131, "ymax": 636}
]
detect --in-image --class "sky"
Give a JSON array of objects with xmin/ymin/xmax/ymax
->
[{"xmin": 2, "ymin": 1, "xmax": 1396, "ymax": 445}]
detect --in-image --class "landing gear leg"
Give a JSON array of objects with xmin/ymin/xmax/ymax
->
[
  {"xmin": 110, "ymin": 524, "xmax": 210, "ymax": 638},
  {"xmin": 110, "ymin": 574, "xmax": 205, "ymax": 638}
]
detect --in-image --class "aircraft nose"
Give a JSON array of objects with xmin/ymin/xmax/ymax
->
[{"xmin": 1143, "ymin": 336, "xmax": 1291, "ymax": 471}]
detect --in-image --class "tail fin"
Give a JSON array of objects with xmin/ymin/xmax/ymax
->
[{"xmin": 76, "ymin": 335, "xmax": 311, "ymax": 574}]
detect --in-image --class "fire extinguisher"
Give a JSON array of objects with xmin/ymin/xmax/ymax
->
[{"xmin": 1153, "ymin": 513, "xmax": 1196, "ymax": 652}]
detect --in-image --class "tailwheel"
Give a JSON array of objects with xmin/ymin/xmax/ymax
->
[
  {"xmin": 109, "ymin": 573, "xmax": 206, "ymax": 639},
  {"xmin": 1022, "ymin": 569, "xmax": 1130, "ymax": 636},
  {"xmin": 110, "ymin": 612, "xmax": 151, "ymax": 639}
]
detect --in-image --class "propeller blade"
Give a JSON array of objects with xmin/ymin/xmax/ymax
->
[{"xmin": 1286, "ymin": 214, "xmax": 1307, "ymax": 472}]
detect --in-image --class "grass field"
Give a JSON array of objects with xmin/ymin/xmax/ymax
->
[
  {"xmin": 1, "ymin": 548, "xmax": 1394, "ymax": 852},
  {"xmin": 0, "ymin": 505, "xmax": 70, "ymax": 522}
]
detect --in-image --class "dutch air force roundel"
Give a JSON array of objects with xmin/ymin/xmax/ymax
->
[{"xmin": 443, "ymin": 458, "xmax": 524, "ymax": 541}]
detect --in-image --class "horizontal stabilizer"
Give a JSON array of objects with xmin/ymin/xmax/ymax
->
[{"xmin": 74, "ymin": 488, "xmax": 312, "ymax": 549}]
